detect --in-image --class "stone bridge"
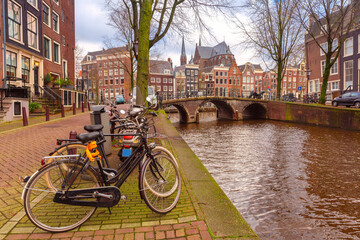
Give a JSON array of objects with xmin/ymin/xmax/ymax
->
[{"xmin": 162, "ymin": 97, "xmax": 269, "ymax": 123}]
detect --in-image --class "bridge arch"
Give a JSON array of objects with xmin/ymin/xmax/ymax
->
[
  {"xmin": 167, "ymin": 104, "xmax": 190, "ymax": 123},
  {"xmin": 196, "ymin": 99, "xmax": 235, "ymax": 120},
  {"xmin": 242, "ymin": 102, "xmax": 267, "ymax": 119}
]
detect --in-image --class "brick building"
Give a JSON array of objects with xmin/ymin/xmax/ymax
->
[
  {"xmin": 42, "ymin": 0, "xmax": 75, "ymax": 83},
  {"xmin": 81, "ymin": 47, "xmax": 132, "ymax": 103},
  {"xmin": 149, "ymin": 59, "xmax": 174, "ymax": 100},
  {"xmin": 239, "ymin": 62, "xmax": 263, "ymax": 98}
]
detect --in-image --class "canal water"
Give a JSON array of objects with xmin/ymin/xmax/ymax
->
[{"xmin": 169, "ymin": 112, "xmax": 360, "ymax": 240}]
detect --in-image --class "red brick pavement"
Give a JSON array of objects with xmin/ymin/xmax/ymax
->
[{"xmin": 0, "ymin": 113, "xmax": 215, "ymax": 239}]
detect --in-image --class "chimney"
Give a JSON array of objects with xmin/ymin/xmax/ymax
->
[{"xmin": 168, "ymin": 58, "xmax": 173, "ymax": 69}]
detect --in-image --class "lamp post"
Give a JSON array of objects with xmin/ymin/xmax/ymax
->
[{"xmin": 33, "ymin": 61, "xmax": 40, "ymax": 96}]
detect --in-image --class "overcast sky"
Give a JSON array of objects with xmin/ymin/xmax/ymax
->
[{"xmin": 74, "ymin": 0, "xmax": 256, "ymax": 67}]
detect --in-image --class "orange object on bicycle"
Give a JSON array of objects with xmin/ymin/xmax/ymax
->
[{"xmin": 86, "ymin": 141, "xmax": 100, "ymax": 162}]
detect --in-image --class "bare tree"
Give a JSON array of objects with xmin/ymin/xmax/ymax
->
[
  {"xmin": 75, "ymin": 41, "xmax": 85, "ymax": 80},
  {"xmin": 300, "ymin": 0, "xmax": 360, "ymax": 104},
  {"xmin": 105, "ymin": 0, "xmax": 238, "ymax": 104},
  {"xmin": 236, "ymin": 0, "xmax": 304, "ymax": 100}
]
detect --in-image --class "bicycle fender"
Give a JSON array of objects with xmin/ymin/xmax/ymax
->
[{"xmin": 21, "ymin": 170, "xmax": 39, "ymax": 200}]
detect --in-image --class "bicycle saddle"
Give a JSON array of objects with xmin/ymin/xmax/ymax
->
[
  {"xmin": 76, "ymin": 132, "xmax": 100, "ymax": 143},
  {"xmin": 84, "ymin": 125, "xmax": 103, "ymax": 132}
]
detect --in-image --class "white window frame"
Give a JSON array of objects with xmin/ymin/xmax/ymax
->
[
  {"xmin": 344, "ymin": 37, "xmax": 353, "ymax": 57},
  {"xmin": 331, "ymin": 81, "xmax": 339, "ymax": 90},
  {"xmin": 330, "ymin": 58, "xmax": 338, "ymax": 75},
  {"xmin": 53, "ymin": 0, "xmax": 59, "ymax": 5},
  {"xmin": 53, "ymin": 41, "xmax": 61, "ymax": 64},
  {"xmin": 163, "ymin": 86, "xmax": 167, "ymax": 91},
  {"xmin": 63, "ymin": 59, "xmax": 68, "ymax": 78},
  {"xmin": 27, "ymin": 12, "xmax": 39, "ymax": 51},
  {"xmin": 8, "ymin": 0, "xmax": 23, "ymax": 44},
  {"xmin": 321, "ymin": 60, "xmax": 326, "ymax": 75},
  {"xmin": 27, "ymin": 0, "xmax": 38, "ymax": 9},
  {"xmin": 42, "ymin": 1, "xmax": 50, "ymax": 27},
  {"xmin": 52, "ymin": 11, "xmax": 59, "ymax": 33},
  {"xmin": 43, "ymin": 35, "xmax": 52, "ymax": 61},
  {"xmin": 320, "ymin": 42, "xmax": 327, "ymax": 56},
  {"xmin": 344, "ymin": 60, "xmax": 353, "ymax": 89}
]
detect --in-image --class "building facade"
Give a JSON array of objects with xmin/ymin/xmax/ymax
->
[
  {"xmin": 149, "ymin": 59, "xmax": 174, "ymax": 100},
  {"xmin": 81, "ymin": 47, "xmax": 132, "ymax": 103},
  {"xmin": 239, "ymin": 62, "xmax": 263, "ymax": 98}
]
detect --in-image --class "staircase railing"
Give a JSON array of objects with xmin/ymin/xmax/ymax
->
[
  {"xmin": 44, "ymin": 85, "xmax": 63, "ymax": 100},
  {"xmin": 1, "ymin": 76, "xmax": 28, "ymax": 111}
]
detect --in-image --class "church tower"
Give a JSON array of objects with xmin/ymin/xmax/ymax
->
[{"xmin": 180, "ymin": 36, "xmax": 187, "ymax": 66}]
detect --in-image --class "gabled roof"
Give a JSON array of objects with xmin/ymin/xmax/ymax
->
[
  {"xmin": 238, "ymin": 62, "xmax": 263, "ymax": 72},
  {"xmin": 197, "ymin": 41, "xmax": 233, "ymax": 60},
  {"xmin": 82, "ymin": 47, "xmax": 128, "ymax": 62},
  {"xmin": 149, "ymin": 60, "xmax": 173, "ymax": 74}
]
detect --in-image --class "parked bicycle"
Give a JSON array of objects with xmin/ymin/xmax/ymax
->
[{"xmin": 22, "ymin": 98, "xmax": 181, "ymax": 232}]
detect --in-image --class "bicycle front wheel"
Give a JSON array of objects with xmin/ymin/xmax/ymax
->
[
  {"xmin": 24, "ymin": 159, "xmax": 100, "ymax": 232},
  {"xmin": 140, "ymin": 154, "xmax": 181, "ymax": 214}
]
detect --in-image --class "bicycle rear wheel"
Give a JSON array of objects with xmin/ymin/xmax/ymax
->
[
  {"xmin": 140, "ymin": 154, "xmax": 181, "ymax": 214},
  {"xmin": 24, "ymin": 159, "xmax": 100, "ymax": 232}
]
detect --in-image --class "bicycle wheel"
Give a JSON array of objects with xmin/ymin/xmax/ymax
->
[
  {"xmin": 143, "ymin": 146, "xmax": 179, "ymax": 197},
  {"xmin": 140, "ymin": 154, "xmax": 181, "ymax": 214},
  {"xmin": 24, "ymin": 159, "xmax": 100, "ymax": 232}
]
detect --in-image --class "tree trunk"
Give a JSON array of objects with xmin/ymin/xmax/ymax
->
[
  {"xmin": 276, "ymin": 61, "xmax": 283, "ymax": 100},
  {"xmin": 319, "ymin": 57, "xmax": 331, "ymax": 104},
  {"xmin": 136, "ymin": 0, "xmax": 152, "ymax": 105}
]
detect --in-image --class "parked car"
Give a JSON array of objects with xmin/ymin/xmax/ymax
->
[
  {"xmin": 332, "ymin": 92, "xmax": 360, "ymax": 108},
  {"xmin": 115, "ymin": 94, "xmax": 125, "ymax": 104}
]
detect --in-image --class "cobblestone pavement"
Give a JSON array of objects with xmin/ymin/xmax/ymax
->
[{"xmin": 0, "ymin": 113, "xmax": 213, "ymax": 239}]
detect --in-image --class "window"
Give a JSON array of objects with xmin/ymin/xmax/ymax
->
[
  {"xmin": 331, "ymin": 59, "xmax": 338, "ymax": 75},
  {"xmin": 99, "ymin": 70, "xmax": 102, "ymax": 76},
  {"xmin": 109, "ymin": 69, "xmax": 113, "ymax": 76},
  {"xmin": 321, "ymin": 60, "xmax": 326, "ymax": 75},
  {"xmin": 315, "ymin": 80, "xmax": 320, "ymax": 92},
  {"xmin": 8, "ymin": 1, "xmax": 21, "ymax": 41},
  {"xmin": 332, "ymin": 39, "xmax": 338, "ymax": 52},
  {"xmin": 53, "ymin": 11, "xmax": 59, "ymax": 33},
  {"xmin": 169, "ymin": 78, "xmax": 173, "ymax": 83},
  {"xmin": 14, "ymin": 102, "xmax": 21, "ymax": 116},
  {"xmin": 27, "ymin": 13, "xmax": 38, "ymax": 49},
  {"xmin": 163, "ymin": 86, "xmax": 167, "ymax": 91},
  {"xmin": 115, "ymin": 69, "xmax": 118, "ymax": 75},
  {"xmin": 320, "ymin": 42, "xmax": 327, "ymax": 56},
  {"xmin": 53, "ymin": 42, "xmax": 60, "ymax": 63},
  {"xmin": 169, "ymin": 86, "xmax": 172, "ymax": 91},
  {"xmin": 224, "ymin": 72, "xmax": 227, "ymax": 77},
  {"xmin": 163, "ymin": 78, "xmax": 167, "ymax": 83},
  {"xmin": 21, "ymin": 56, "xmax": 30, "ymax": 82},
  {"xmin": 120, "ymin": 77, "xmax": 124, "ymax": 84},
  {"xmin": 157, "ymin": 86, "xmax": 161, "ymax": 91},
  {"xmin": 157, "ymin": 78, "xmax": 161, "ymax": 83},
  {"xmin": 344, "ymin": 60, "xmax": 353, "ymax": 88},
  {"xmin": 44, "ymin": 36, "xmax": 51, "ymax": 60},
  {"xmin": 115, "ymin": 77, "xmax": 119, "ymax": 85},
  {"xmin": 151, "ymin": 77, "xmax": 155, "ymax": 83},
  {"xmin": 331, "ymin": 81, "xmax": 339, "ymax": 90},
  {"xmin": 61, "ymin": 10, "xmax": 65, "ymax": 22},
  {"xmin": 43, "ymin": 2, "xmax": 50, "ymax": 26},
  {"xmin": 27, "ymin": 0, "xmax": 37, "ymax": 8},
  {"xmin": 110, "ymin": 79, "xmax": 113, "ymax": 85},
  {"xmin": 62, "ymin": 35, "xmax": 65, "ymax": 46},
  {"xmin": 104, "ymin": 70, "xmax": 108, "ymax": 76},
  {"xmin": 344, "ymin": 38, "xmax": 353, "ymax": 56},
  {"xmin": 53, "ymin": 0, "xmax": 59, "ymax": 5},
  {"xmin": 63, "ymin": 60, "xmax": 68, "ymax": 78},
  {"xmin": 220, "ymin": 72, "xmax": 223, "ymax": 77},
  {"xmin": 120, "ymin": 69, "xmax": 124, "ymax": 75}
]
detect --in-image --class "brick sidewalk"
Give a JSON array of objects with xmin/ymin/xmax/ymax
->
[{"xmin": 0, "ymin": 113, "xmax": 213, "ymax": 240}]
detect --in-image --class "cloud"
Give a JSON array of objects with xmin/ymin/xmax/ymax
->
[{"xmin": 75, "ymin": 0, "xmax": 113, "ymax": 49}]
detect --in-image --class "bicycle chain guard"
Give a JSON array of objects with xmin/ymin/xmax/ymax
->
[{"xmin": 53, "ymin": 186, "xmax": 121, "ymax": 208}]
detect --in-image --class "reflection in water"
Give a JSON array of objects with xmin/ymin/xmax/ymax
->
[{"xmin": 169, "ymin": 112, "xmax": 360, "ymax": 240}]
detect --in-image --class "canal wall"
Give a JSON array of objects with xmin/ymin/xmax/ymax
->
[
  {"xmin": 156, "ymin": 112, "xmax": 259, "ymax": 239},
  {"xmin": 267, "ymin": 101, "xmax": 360, "ymax": 131}
]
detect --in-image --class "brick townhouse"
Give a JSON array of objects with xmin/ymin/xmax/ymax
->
[
  {"xmin": 149, "ymin": 59, "xmax": 174, "ymax": 100},
  {"xmin": 0, "ymin": 0, "xmax": 76, "ymax": 121},
  {"xmin": 81, "ymin": 47, "xmax": 132, "ymax": 103}
]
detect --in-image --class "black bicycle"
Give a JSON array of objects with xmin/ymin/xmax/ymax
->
[{"xmin": 22, "ymin": 101, "xmax": 181, "ymax": 233}]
